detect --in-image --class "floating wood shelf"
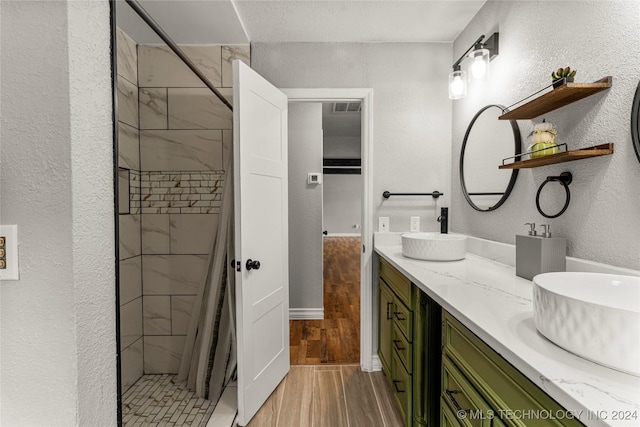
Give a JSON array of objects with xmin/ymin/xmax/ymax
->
[
  {"xmin": 499, "ymin": 76, "xmax": 612, "ymax": 120},
  {"xmin": 499, "ymin": 143, "xmax": 614, "ymax": 169}
]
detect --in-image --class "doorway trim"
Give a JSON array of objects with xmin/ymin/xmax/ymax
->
[{"xmin": 282, "ymin": 88, "xmax": 376, "ymax": 371}]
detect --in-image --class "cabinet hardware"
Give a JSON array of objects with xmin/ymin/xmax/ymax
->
[
  {"xmin": 445, "ymin": 389, "xmax": 471, "ymax": 414},
  {"xmin": 386, "ymin": 302, "xmax": 393, "ymax": 320},
  {"xmin": 393, "ymin": 340, "xmax": 406, "ymax": 351},
  {"xmin": 393, "ymin": 380, "xmax": 405, "ymax": 393},
  {"xmin": 394, "ymin": 312, "xmax": 406, "ymax": 321}
]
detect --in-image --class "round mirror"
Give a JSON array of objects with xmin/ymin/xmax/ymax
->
[
  {"xmin": 632, "ymin": 80, "xmax": 640, "ymax": 163},
  {"xmin": 460, "ymin": 104, "xmax": 521, "ymax": 211}
]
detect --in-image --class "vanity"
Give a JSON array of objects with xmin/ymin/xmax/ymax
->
[{"xmin": 375, "ymin": 234, "xmax": 640, "ymax": 427}]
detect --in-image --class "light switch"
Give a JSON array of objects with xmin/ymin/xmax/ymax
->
[
  {"xmin": 0, "ymin": 225, "xmax": 19, "ymax": 281},
  {"xmin": 378, "ymin": 217, "xmax": 389, "ymax": 232}
]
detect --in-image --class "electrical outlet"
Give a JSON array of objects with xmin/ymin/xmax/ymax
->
[
  {"xmin": 0, "ymin": 225, "xmax": 19, "ymax": 281},
  {"xmin": 410, "ymin": 216, "xmax": 420, "ymax": 232},
  {"xmin": 378, "ymin": 217, "xmax": 389, "ymax": 232}
]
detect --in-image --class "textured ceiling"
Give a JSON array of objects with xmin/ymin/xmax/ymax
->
[
  {"xmin": 234, "ymin": 0, "xmax": 487, "ymax": 43},
  {"xmin": 116, "ymin": 0, "xmax": 486, "ymax": 45}
]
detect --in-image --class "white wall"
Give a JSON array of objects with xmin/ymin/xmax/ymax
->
[
  {"xmin": 324, "ymin": 136, "xmax": 361, "ymax": 159},
  {"xmin": 0, "ymin": 1, "xmax": 116, "ymax": 425},
  {"xmin": 451, "ymin": 1, "xmax": 640, "ymax": 270},
  {"xmin": 323, "ymin": 174, "xmax": 362, "ymax": 234},
  {"xmin": 252, "ymin": 42, "xmax": 453, "ymax": 234},
  {"xmin": 322, "ymin": 132, "xmax": 362, "ymax": 234},
  {"xmin": 288, "ymin": 103, "xmax": 324, "ymax": 310}
]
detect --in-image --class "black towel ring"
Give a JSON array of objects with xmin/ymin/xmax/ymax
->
[{"xmin": 536, "ymin": 172, "xmax": 573, "ymax": 219}]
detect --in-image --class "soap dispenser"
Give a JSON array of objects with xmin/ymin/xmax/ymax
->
[{"xmin": 516, "ymin": 223, "xmax": 566, "ymax": 280}]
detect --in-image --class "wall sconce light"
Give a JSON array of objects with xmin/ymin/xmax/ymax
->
[
  {"xmin": 448, "ymin": 66, "xmax": 467, "ymax": 100},
  {"xmin": 449, "ymin": 32, "xmax": 499, "ymax": 100}
]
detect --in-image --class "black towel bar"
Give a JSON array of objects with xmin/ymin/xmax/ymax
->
[{"xmin": 382, "ymin": 191, "xmax": 443, "ymax": 199}]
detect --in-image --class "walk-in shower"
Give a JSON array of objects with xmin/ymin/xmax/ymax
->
[{"xmin": 112, "ymin": 1, "xmax": 248, "ymax": 424}]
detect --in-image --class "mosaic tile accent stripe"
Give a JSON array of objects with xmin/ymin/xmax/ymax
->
[
  {"xmin": 128, "ymin": 170, "xmax": 225, "ymax": 214},
  {"xmin": 123, "ymin": 374, "xmax": 215, "ymax": 426},
  {"xmin": 128, "ymin": 170, "xmax": 141, "ymax": 214}
]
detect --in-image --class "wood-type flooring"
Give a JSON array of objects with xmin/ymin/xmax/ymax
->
[
  {"xmin": 247, "ymin": 365, "xmax": 404, "ymax": 427},
  {"xmin": 290, "ymin": 236, "xmax": 361, "ymax": 365}
]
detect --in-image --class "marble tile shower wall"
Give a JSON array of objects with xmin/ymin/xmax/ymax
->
[
  {"xmin": 136, "ymin": 43, "xmax": 249, "ymax": 375},
  {"xmin": 116, "ymin": 27, "xmax": 144, "ymax": 393}
]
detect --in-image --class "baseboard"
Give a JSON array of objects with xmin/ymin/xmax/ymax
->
[
  {"xmin": 289, "ymin": 308, "xmax": 324, "ymax": 320},
  {"xmin": 371, "ymin": 355, "xmax": 382, "ymax": 371},
  {"xmin": 324, "ymin": 233, "xmax": 361, "ymax": 237}
]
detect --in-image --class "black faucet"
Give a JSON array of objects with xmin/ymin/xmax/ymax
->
[{"xmin": 437, "ymin": 207, "xmax": 448, "ymax": 234}]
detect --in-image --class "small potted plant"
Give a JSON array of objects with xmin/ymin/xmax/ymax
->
[{"xmin": 552, "ymin": 66, "xmax": 577, "ymax": 88}]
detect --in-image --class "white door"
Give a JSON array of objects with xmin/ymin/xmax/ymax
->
[{"xmin": 233, "ymin": 60, "xmax": 289, "ymax": 426}]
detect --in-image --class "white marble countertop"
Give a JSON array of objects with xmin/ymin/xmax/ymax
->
[{"xmin": 375, "ymin": 240, "xmax": 640, "ymax": 427}]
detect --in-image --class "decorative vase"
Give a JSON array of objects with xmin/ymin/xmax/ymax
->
[
  {"xmin": 528, "ymin": 120, "xmax": 559, "ymax": 158},
  {"xmin": 530, "ymin": 142, "xmax": 559, "ymax": 158}
]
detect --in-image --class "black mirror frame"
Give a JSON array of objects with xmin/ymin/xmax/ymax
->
[
  {"xmin": 632, "ymin": 80, "xmax": 640, "ymax": 163},
  {"xmin": 460, "ymin": 104, "xmax": 521, "ymax": 212}
]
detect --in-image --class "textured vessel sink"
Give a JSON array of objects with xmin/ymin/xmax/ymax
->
[
  {"xmin": 533, "ymin": 272, "xmax": 640, "ymax": 376},
  {"xmin": 401, "ymin": 232, "xmax": 466, "ymax": 261}
]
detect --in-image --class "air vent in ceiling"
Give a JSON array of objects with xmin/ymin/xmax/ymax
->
[{"xmin": 332, "ymin": 102, "xmax": 361, "ymax": 113}]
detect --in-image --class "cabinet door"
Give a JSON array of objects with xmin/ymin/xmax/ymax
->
[
  {"xmin": 378, "ymin": 279, "xmax": 394, "ymax": 374},
  {"xmin": 392, "ymin": 348, "xmax": 413, "ymax": 426},
  {"xmin": 442, "ymin": 356, "xmax": 493, "ymax": 427}
]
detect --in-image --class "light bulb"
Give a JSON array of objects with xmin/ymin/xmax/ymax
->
[
  {"xmin": 449, "ymin": 70, "xmax": 467, "ymax": 100},
  {"xmin": 471, "ymin": 56, "xmax": 487, "ymax": 79},
  {"xmin": 451, "ymin": 76, "xmax": 464, "ymax": 96},
  {"xmin": 468, "ymin": 48, "xmax": 490, "ymax": 81}
]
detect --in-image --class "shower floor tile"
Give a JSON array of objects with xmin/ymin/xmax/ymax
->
[{"xmin": 123, "ymin": 374, "xmax": 215, "ymax": 426}]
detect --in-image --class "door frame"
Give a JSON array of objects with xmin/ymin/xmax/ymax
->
[{"xmin": 282, "ymin": 88, "xmax": 377, "ymax": 371}]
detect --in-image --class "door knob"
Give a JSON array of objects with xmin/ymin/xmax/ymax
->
[{"xmin": 246, "ymin": 259, "xmax": 261, "ymax": 271}]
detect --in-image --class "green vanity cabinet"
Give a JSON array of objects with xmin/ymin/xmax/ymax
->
[
  {"xmin": 378, "ymin": 258, "xmax": 441, "ymax": 427},
  {"xmin": 377, "ymin": 256, "xmax": 587, "ymax": 427},
  {"xmin": 441, "ymin": 311, "xmax": 585, "ymax": 427}
]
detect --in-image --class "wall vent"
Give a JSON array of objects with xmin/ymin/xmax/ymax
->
[{"xmin": 332, "ymin": 102, "xmax": 361, "ymax": 113}]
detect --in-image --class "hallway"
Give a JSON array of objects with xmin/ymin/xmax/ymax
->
[{"xmin": 290, "ymin": 236, "xmax": 361, "ymax": 364}]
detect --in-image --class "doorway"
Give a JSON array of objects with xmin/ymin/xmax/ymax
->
[
  {"xmin": 288, "ymin": 101, "xmax": 363, "ymax": 364},
  {"xmin": 283, "ymin": 89, "xmax": 375, "ymax": 371}
]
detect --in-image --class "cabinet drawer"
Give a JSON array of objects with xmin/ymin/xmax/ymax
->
[
  {"xmin": 393, "ymin": 298, "xmax": 413, "ymax": 340},
  {"xmin": 441, "ymin": 397, "xmax": 464, "ymax": 427},
  {"xmin": 392, "ymin": 349, "xmax": 413, "ymax": 426},
  {"xmin": 392, "ymin": 322, "xmax": 413, "ymax": 373},
  {"xmin": 442, "ymin": 312, "xmax": 584, "ymax": 427},
  {"xmin": 442, "ymin": 356, "xmax": 493, "ymax": 427},
  {"xmin": 380, "ymin": 258, "xmax": 411, "ymax": 306}
]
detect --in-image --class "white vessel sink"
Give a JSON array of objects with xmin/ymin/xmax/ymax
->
[
  {"xmin": 533, "ymin": 272, "xmax": 640, "ymax": 376},
  {"xmin": 401, "ymin": 232, "xmax": 466, "ymax": 261}
]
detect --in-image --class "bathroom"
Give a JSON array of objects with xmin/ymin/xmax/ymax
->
[{"xmin": 1, "ymin": 0, "xmax": 639, "ymax": 426}]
